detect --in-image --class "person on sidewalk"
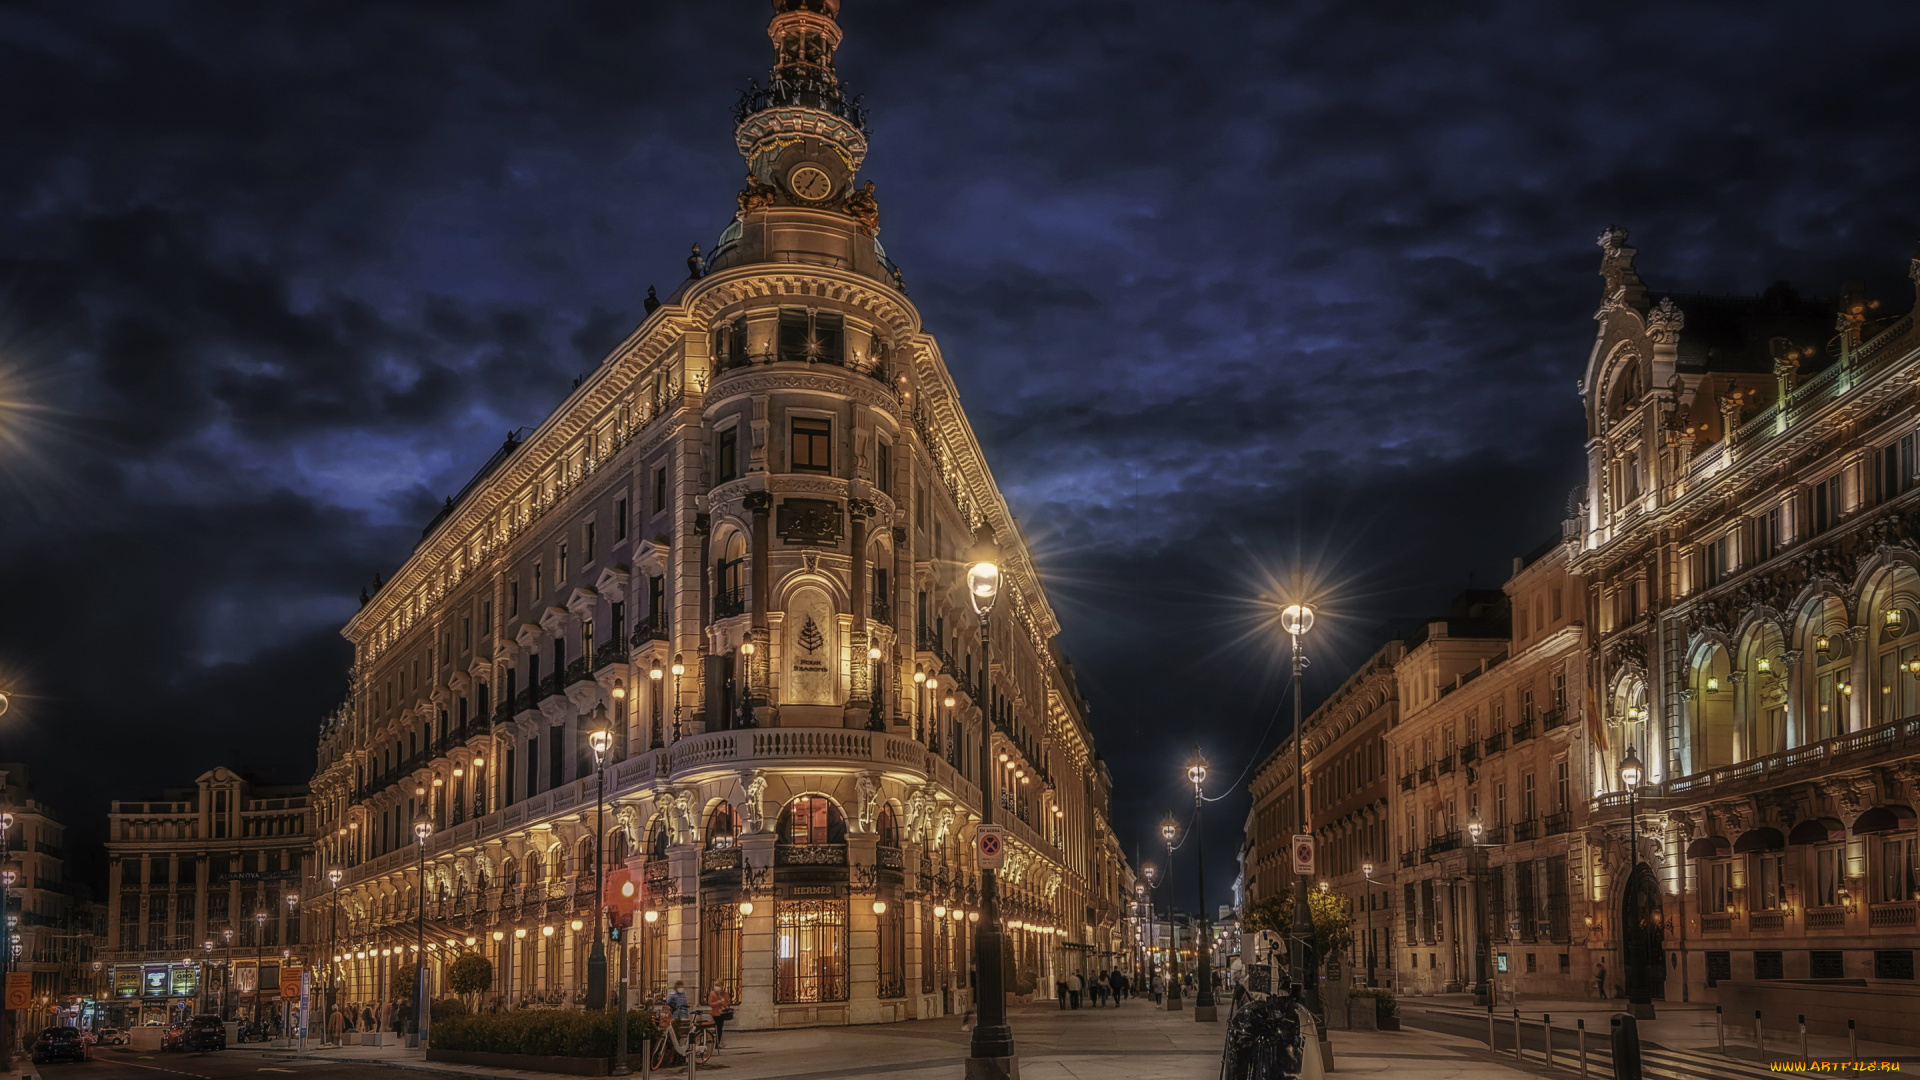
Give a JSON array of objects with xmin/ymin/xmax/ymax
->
[
  {"xmin": 666, "ymin": 981, "xmax": 690, "ymax": 1021},
  {"xmin": 327, "ymin": 1005, "xmax": 344, "ymax": 1043},
  {"xmin": 1594, "ymin": 960, "xmax": 1608, "ymax": 1000},
  {"xmin": 1067, "ymin": 971, "xmax": 1083, "ymax": 1009},
  {"xmin": 707, "ymin": 983, "xmax": 731, "ymax": 1048},
  {"xmin": 1056, "ymin": 977, "xmax": 1068, "ymax": 1009},
  {"xmin": 359, "ymin": 1004, "xmax": 374, "ymax": 1033}
]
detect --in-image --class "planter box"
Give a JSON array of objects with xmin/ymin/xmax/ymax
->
[
  {"xmin": 1348, "ymin": 999, "xmax": 1377, "ymax": 1031},
  {"xmin": 426, "ymin": 1047, "xmax": 609, "ymax": 1076},
  {"xmin": 1378, "ymin": 1015, "xmax": 1401, "ymax": 1031}
]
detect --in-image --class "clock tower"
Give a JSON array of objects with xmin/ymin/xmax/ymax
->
[{"xmin": 713, "ymin": 0, "xmax": 894, "ymax": 284}]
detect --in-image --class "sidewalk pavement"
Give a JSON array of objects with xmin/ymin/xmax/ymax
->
[
  {"xmin": 1404, "ymin": 992, "xmax": 1920, "ymax": 1066},
  {"xmin": 226, "ymin": 997, "xmax": 1556, "ymax": 1080}
]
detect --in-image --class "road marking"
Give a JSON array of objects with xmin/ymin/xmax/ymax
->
[
  {"xmin": 259, "ymin": 1069, "xmax": 296, "ymax": 1073},
  {"xmin": 108, "ymin": 1059, "xmax": 213, "ymax": 1079}
]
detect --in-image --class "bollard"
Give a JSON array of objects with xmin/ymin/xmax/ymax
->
[
  {"xmin": 1544, "ymin": 1013, "xmax": 1553, "ymax": 1070},
  {"xmin": 1577, "ymin": 1018, "xmax": 1588, "ymax": 1079},
  {"xmin": 1755, "ymin": 1010, "xmax": 1764, "ymax": 1060},
  {"xmin": 640, "ymin": 1037, "xmax": 651, "ymax": 1080},
  {"xmin": 1610, "ymin": 1013, "xmax": 1644, "ymax": 1080},
  {"xmin": 1850, "ymin": 1018, "xmax": 1858, "ymax": 1063},
  {"xmin": 1800, "ymin": 1015, "xmax": 1809, "ymax": 1066},
  {"xmin": 1716, "ymin": 1004, "xmax": 1724, "ymax": 1054},
  {"xmin": 1514, "ymin": 1008, "xmax": 1524, "ymax": 1061},
  {"xmin": 1487, "ymin": 1004, "xmax": 1496, "ymax": 1052}
]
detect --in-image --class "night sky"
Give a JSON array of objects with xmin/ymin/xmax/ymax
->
[{"xmin": 6, "ymin": 0, "xmax": 1920, "ymax": 902}]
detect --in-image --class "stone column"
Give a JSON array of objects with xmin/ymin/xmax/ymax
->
[
  {"xmin": 847, "ymin": 499, "xmax": 874, "ymax": 720},
  {"xmin": 745, "ymin": 491, "xmax": 773, "ymax": 718},
  {"xmin": 738, "ymin": 831, "xmax": 778, "ymax": 1029},
  {"xmin": 847, "ymin": 832, "xmax": 880, "ymax": 1022}
]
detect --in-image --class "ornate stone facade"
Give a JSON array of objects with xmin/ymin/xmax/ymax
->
[{"xmin": 304, "ymin": 0, "xmax": 1129, "ymax": 1030}]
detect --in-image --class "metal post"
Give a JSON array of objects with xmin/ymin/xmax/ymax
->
[
  {"xmin": 1192, "ymin": 780, "xmax": 1216, "ymax": 1022},
  {"xmin": 416, "ymin": 840, "xmax": 428, "ymax": 1043},
  {"xmin": 1577, "ymin": 1018, "xmax": 1587, "ymax": 1078},
  {"xmin": 1716, "ymin": 1005, "xmax": 1724, "ymax": 1054},
  {"xmin": 965, "ymin": 603, "xmax": 1016, "ymax": 1078},
  {"xmin": 588, "ymin": 761, "xmax": 607, "ymax": 1009},
  {"xmin": 640, "ymin": 1036, "xmax": 650, "ymax": 1080},
  {"xmin": 612, "ymin": 926, "xmax": 629, "ymax": 1076},
  {"xmin": 1800, "ymin": 1015, "xmax": 1808, "ymax": 1065},
  {"xmin": 1513, "ymin": 1008, "xmax": 1523, "ymax": 1061},
  {"xmin": 1544, "ymin": 1013, "xmax": 1553, "ymax": 1070},
  {"xmin": 1289, "ymin": 637, "xmax": 1319, "ymax": 1028},
  {"xmin": 1364, "ymin": 884, "xmax": 1375, "ymax": 988},
  {"xmin": 0, "ymin": 816, "xmax": 12, "ymax": 1072},
  {"xmin": 1850, "ymin": 1018, "xmax": 1858, "ymax": 1063},
  {"xmin": 1487, "ymin": 1004, "xmax": 1495, "ymax": 1051},
  {"xmin": 1755, "ymin": 1010, "xmax": 1763, "ymax": 1059}
]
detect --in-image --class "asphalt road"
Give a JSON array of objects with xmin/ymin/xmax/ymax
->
[{"xmin": 31, "ymin": 1048, "xmax": 394, "ymax": 1080}]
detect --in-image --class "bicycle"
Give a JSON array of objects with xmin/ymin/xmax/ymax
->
[{"xmin": 648, "ymin": 1003, "xmax": 717, "ymax": 1070}]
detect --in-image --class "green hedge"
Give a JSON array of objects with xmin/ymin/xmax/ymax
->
[
  {"xmin": 431, "ymin": 1009, "xmax": 665, "ymax": 1058},
  {"xmin": 1346, "ymin": 986, "xmax": 1398, "ymax": 1020}
]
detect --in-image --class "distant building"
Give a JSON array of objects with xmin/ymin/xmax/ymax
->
[
  {"xmin": 0, "ymin": 763, "xmax": 96, "ymax": 1018},
  {"xmin": 103, "ymin": 768, "xmax": 313, "ymax": 1028}
]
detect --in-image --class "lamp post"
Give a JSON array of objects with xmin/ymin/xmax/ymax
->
[
  {"xmin": 586, "ymin": 709, "xmax": 614, "ymax": 1010},
  {"xmin": 1187, "ymin": 754, "xmax": 1218, "ymax": 1022},
  {"xmin": 1466, "ymin": 820, "xmax": 1492, "ymax": 1006},
  {"xmin": 326, "ymin": 868, "xmax": 343, "ymax": 1041},
  {"xmin": 1361, "ymin": 864, "xmax": 1377, "ymax": 988},
  {"xmin": 221, "ymin": 928, "xmax": 234, "ymax": 1020},
  {"xmin": 670, "ymin": 655, "xmax": 686, "ymax": 742},
  {"xmin": 413, "ymin": 818, "xmax": 433, "ymax": 1042},
  {"xmin": 201, "ymin": 942, "xmax": 214, "ymax": 1015},
  {"xmin": 1141, "ymin": 864, "xmax": 1160, "ymax": 1002},
  {"xmin": 1618, "ymin": 744, "xmax": 1649, "ymax": 1018},
  {"xmin": 284, "ymin": 893, "xmax": 300, "ymax": 1042},
  {"xmin": 647, "ymin": 659, "xmax": 665, "ymax": 748},
  {"xmin": 964, "ymin": 529, "xmax": 1016, "ymax": 1080},
  {"xmin": 1159, "ymin": 817, "xmax": 1182, "ymax": 1011},
  {"xmin": 1280, "ymin": 602, "xmax": 1322, "ymax": 1026},
  {"xmin": 1, "ymin": 810, "xmax": 14, "ymax": 1069}
]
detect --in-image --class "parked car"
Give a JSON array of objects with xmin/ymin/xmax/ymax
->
[
  {"xmin": 94, "ymin": 1027, "xmax": 129, "ymax": 1046},
  {"xmin": 177, "ymin": 1014, "xmax": 227, "ymax": 1052},
  {"xmin": 30, "ymin": 1027, "xmax": 88, "ymax": 1064}
]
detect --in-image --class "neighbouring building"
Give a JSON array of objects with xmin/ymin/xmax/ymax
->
[
  {"xmin": 1385, "ymin": 551, "xmax": 1594, "ymax": 1000},
  {"xmin": 103, "ymin": 768, "xmax": 314, "ymax": 1028},
  {"xmin": 1574, "ymin": 229, "xmax": 1920, "ymax": 1034},
  {"xmin": 0, "ymin": 764, "xmax": 97, "ymax": 1016},
  {"xmin": 309, "ymin": 0, "xmax": 1125, "ymax": 1031},
  {"xmin": 1242, "ymin": 639, "xmax": 1402, "ymax": 989}
]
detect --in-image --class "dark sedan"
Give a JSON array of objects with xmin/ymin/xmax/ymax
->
[
  {"xmin": 30, "ymin": 1026, "xmax": 88, "ymax": 1064},
  {"xmin": 177, "ymin": 1014, "xmax": 227, "ymax": 1052}
]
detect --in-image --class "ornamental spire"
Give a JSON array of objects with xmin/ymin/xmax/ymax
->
[{"xmin": 732, "ymin": 0, "xmax": 870, "ymax": 172}]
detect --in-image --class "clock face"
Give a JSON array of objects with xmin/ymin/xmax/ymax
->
[{"xmin": 788, "ymin": 165, "xmax": 834, "ymax": 202}]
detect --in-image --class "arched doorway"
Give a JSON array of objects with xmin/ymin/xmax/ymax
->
[{"xmin": 1620, "ymin": 862, "xmax": 1665, "ymax": 1007}]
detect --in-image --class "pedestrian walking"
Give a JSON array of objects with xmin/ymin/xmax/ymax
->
[
  {"xmin": 1594, "ymin": 960, "xmax": 1609, "ymax": 1000},
  {"xmin": 1067, "ymin": 971, "xmax": 1083, "ymax": 1010},
  {"xmin": 707, "ymin": 982, "xmax": 732, "ymax": 1048},
  {"xmin": 1056, "ymin": 977, "xmax": 1068, "ymax": 1009}
]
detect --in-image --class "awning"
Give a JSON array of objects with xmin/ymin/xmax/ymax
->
[
  {"xmin": 1787, "ymin": 818, "xmax": 1846, "ymax": 845},
  {"xmin": 1732, "ymin": 828, "xmax": 1785, "ymax": 853},
  {"xmin": 1686, "ymin": 836, "xmax": 1730, "ymax": 859},
  {"xmin": 1852, "ymin": 805, "xmax": 1918, "ymax": 835}
]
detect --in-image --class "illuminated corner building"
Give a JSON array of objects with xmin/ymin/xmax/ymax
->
[
  {"xmin": 1573, "ymin": 229, "xmax": 1920, "ymax": 1026},
  {"xmin": 309, "ymin": 0, "xmax": 1125, "ymax": 1029},
  {"xmin": 0, "ymin": 764, "xmax": 99, "ymax": 1011},
  {"xmin": 102, "ymin": 768, "xmax": 314, "ymax": 1029}
]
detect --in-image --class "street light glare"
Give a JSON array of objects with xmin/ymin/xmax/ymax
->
[{"xmin": 1281, "ymin": 603, "xmax": 1315, "ymax": 637}]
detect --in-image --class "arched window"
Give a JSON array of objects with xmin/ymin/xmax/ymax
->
[
  {"xmin": 1867, "ymin": 572, "xmax": 1920, "ymax": 726},
  {"xmin": 707, "ymin": 803, "xmax": 741, "ymax": 850},
  {"xmin": 608, "ymin": 829, "xmax": 630, "ymax": 867},
  {"xmin": 527, "ymin": 854, "xmax": 545, "ymax": 889},
  {"xmin": 716, "ymin": 532, "xmax": 748, "ymax": 614},
  {"xmin": 875, "ymin": 804, "xmax": 898, "ymax": 847},
  {"xmin": 1805, "ymin": 611, "xmax": 1853, "ymax": 743},
  {"xmin": 501, "ymin": 857, "xmax": 519, "ymax": 889},
  {"xmin": 1692, "ymin": 645, "xmax": 1734, "ymax": 770},
  {"xmin": 778, "ymin": 795, "xmax": 847, "ymax": 846},
  {"xmin": 574, "ymin": 837, "xmax": 594, "ymax": 876},
  {"xmin": 1739, "ymin": 624, "xmax": 1787, "ymax": 759},
  {"xmin": 648, "ymin": 823, "xmax": 670, "ymax": 861}
]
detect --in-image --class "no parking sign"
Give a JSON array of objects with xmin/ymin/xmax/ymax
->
[
  {"xmin": 977, "ymin": 826, "xmax": 1006, "ymax": 870},
  {"xmin": 1291, "ymin": 834, "xmax": 1315, "ymax": 876}
]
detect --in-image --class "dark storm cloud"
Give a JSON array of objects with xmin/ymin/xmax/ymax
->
[{"xmin": 5, "ymin": 0, "xmax": 1920, "ymax": 898}]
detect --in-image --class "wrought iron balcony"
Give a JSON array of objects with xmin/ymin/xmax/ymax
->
[
  {"xmin": 630, "ymin": 611, "xmax": 670, "ymax": 644},
  {"xmin": 1418, "ymin": 764, "xmax": 1434, "ymax": 784},
  {"xmin": 714, "ymin": 587, "xmax": 747, "ymax": 619},
  {"xmin": 1511, "ymin": 720, "xmax": 1536, "ymax": 743},
  {"xmin": 1544, "ymin": 810, "xmax": 1572, "ymax": 836},
  {"xmin": 1541, "ymin": 707, "xmax": 1569, "ymax": 731},
  {"xmin": 1511, "ymin": 818, "xmax": 1539, "ymax": 842},
  {"xmin": 1460, "ymin": 743, "xmax": 1479, "ymax": 764},
  {"xmin": 1483, "ymin": 732, "xmax": 1506, "ymax": 754},
  {"xmin": 733, "ymin": 72, "xmax": 870, "ymax": 135},
  {"xmin": 775, "ymin": 843, "xmax": 848, "ymax": 867},
  {"xmin": 1399, "ymin": 774, "xmax": 1414, "ymax": 791},
  {"xmin": 870, "ymin": 596, "xmax": 892, "ymax": 625},
  {"xmin": 1437, "ymin": 755, "xmax": 1456, "ymax": 776}
]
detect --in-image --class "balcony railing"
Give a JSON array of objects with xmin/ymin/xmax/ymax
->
[
  {"xmin": 1749, "ymin": 910, "xmax": 1786, "ymax": 932},
  {"xmin": 1541, "ymin": 707, "xmax": 1570, "ymax": 731},
  {"xmin": 1423, "ymin": 835, "xmax": 1461, "ymax": 859},
  {"xmin": 1871, "ymin": 901, "xmax": 1917, "ymax": 929},
  {"xmin": 1702, "ymin": 912, "xmax": 1735, "ymax": 933},
  {"xmin": 1437, "ymin": 755, "xmax": 1456, "ymax": 776},
  {"xmin": 1460, "ymin": 743, "xmax": 1479, "ymax": 765},
  {"xmin": 700, "ymin": 848, "xmax": 742, "ymax": 872},
  {"xmin": 871, "ymin": 597, "xmax": 892, "ymax": 625},
  {"xmin": 1483, "ymin": 732, "xmax": 1506, "ymax": 755},
  {"xmin": 1544, "ymin": 811, "xmax": 1572, "ymax": 836},
  {"xmin": 1511, "ymin": 818, "xmax": 1538, "ymax": 842},
  {"xmin": 1399, "ymin": 774, "xmax": 1414, "ymax": 791},
  {"xmin": 714, "ymin": 587, "xmax": 747, "ymax": 619},
  {"xmin": 775, "ymin": 843, "xmax": 848, "ymax": 867},
  {"xmin": 1805, "ymin": 908, "xmax": 1846, "ymax": 931},
  {"xmin": 1418, "ymin": 765, "xmax": 1434, "ymax": 784},
  {"xmin": 1399, "ymin": 851, "xmax": 1416, "ymax": 869},
  {"xmin": 630, "ymin": 612, "xmax": 670, "ymax": 644},
  {"xmin": 1510, "ymin": 721, "xmax": 1536, "ymax": 743}
]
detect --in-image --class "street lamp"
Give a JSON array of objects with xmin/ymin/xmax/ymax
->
[
  {"xmin": 586, "ymin": 710, "xmax": 614, "ymax": 1011},
  {"xmin": 1465, "ymin": 819, "xmax": 1493, "ymax": 1005},
  {"xmin": 0, "ymin": 811, "xmax": 11, "ymax": 1069},
  {"xmin": 1361, "ymin": 864, "xmax": 1378, "ymax": 988},
  {"xmin": 1187, "ymin": 753, "xmax": 1218, "ymax": 1022},
  {"xmin": 1141, "ymin": 863, "xmax": 1160, "ymax": 1003},
  {"xmin": 326, "ymin": 867, "xmax": 343, "ymax": 1041},
  {"xmin": 964, "ymin": 528, "xmax": 1017, "ymax": 1079},
  {"xmin": 221, "ymin": 928, "xmax": 234, "ymax": 1020},
  {"xmin": 1159, "ymin": 816, "xmax": 1182, "ymax": 1011},
  {"xmin": 1618, "ymin": 744, "xmax": 1648, "ymax": 1016},
  {"xmin": 1280, "ymin": 601, "xmax": 1323, "ymax": 1029},
  {"xmin": 413, "ymin": 818, "xmax": 433, "ymax": 1042}
]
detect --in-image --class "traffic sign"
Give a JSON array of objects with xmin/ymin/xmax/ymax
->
[
  {"xmin": 976, "ymin": 826, "xmax": 1006, "ymax": 870},
  {"xmin": 4, "ymin": 971, "xmax": 29, "ymax": 1010},
  {"xmin": 1291, "ymin": 834, "xmax": 1315, "ymax": 876},
  {"xmin": 280, "ymin": 965, "xmax": 303, "ymax": 999}
]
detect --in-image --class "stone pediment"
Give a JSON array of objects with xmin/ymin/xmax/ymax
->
[{"xmin": 595, "ymin": 565, "xmax": 631, "ymax": 599}]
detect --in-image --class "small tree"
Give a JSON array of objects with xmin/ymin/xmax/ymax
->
[
  {"xmin": 448, "ymin": 953, "xmax": 493, "ymax": 1009},
  {"xmin": 1242, "ymin": 889, "xmax": 1356, "ymax": 976}
]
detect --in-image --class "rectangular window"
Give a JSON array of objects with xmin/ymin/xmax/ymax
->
[
  {"xmin": 791, "ymin": 417, "xmax": 832, "ymax": 473},
  {"xmin": 584, "ymin": 522, "xmax": 596, "ymax": 562},
  {"xmin": 1754, "ymin": 951, "xmax": 1783, "ymax": 980},
  {"xmin": 1882, "ymin": 432, "xmax": 1920, "ymax": 502},
  {"xmin": 876, "ymin": 897, "xmax": 905, "ymax": 998},
  {"xmin": 776, "ymin": 308, "xmax": 812, "ymax": 363},
  {"xmin": 1555, "ymin": 759, "xmax": 1571, "ymax": 812},
  {"xmin": 1703, "ymin": 533, "xmax": 1732, "ymax": 587},
  {"xmin": 1522, "ymin": 773, "xmax": 1537, "ymax": 821},
  {"xmin": 1705, "ymin": 861, "xmax": 1734, "ymax": 914},
  {"xmin": 717, "ymin": 428, "xmax": 739, "ymax": 482},
  {"xmin": 775, "ymin": 898, "xmax": 849, "ymax": 1003},
  {"xmin": 558, "ymin": 543, "xmax": 569, "ymax": 581},
  {"xmin": 1882, "ymin": 836, "xmax": 1918, "ymax": 902},
  {"xmin": 875, "ymin": 439, "xmax": 891, "ymax": 494},
  {"xmin": 615, "ymin": 498, "xmax": 628, "ymax": 541},
  {"xmin": 701, "ymin": 905, "xmax": 743, "ymax": 1005},
  {"xmin": 1876, "ymin": 951, "xmax": 1915, "ymax": 980},
  {"xmin": 1810, "ymin": 950, "xmax": 1844, "ymax": 979},
  {"xmin": 1816, "ymin": 846, "xmax": 1844, "ymax": 908},
  {"xmin": 653, "ymin": 466, "xmax": 668, "ymax": 514},
  {"xmin": 1753, "ymin": 853, "xmax": 1786, "ymax": 910},
  {"xmin": 1812, "ymin": 474, "xmax": 1841, "ymax": 535}
]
